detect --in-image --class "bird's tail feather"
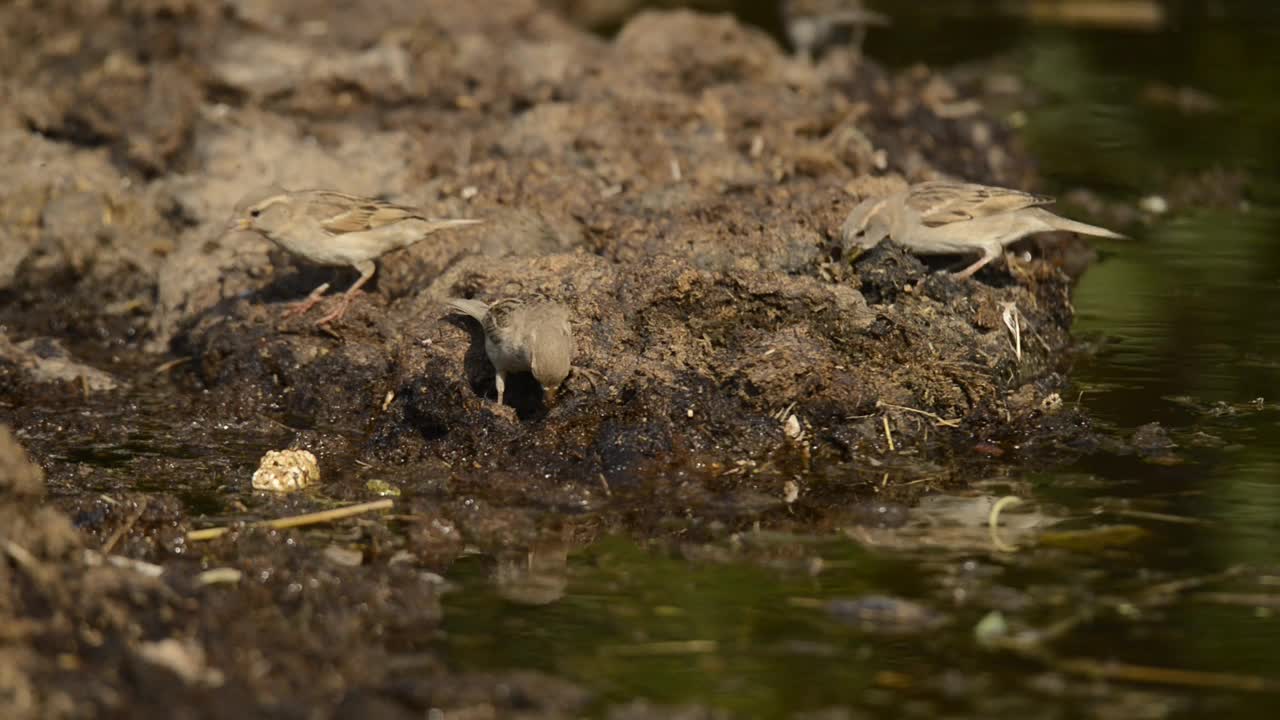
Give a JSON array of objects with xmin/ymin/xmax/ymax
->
[
  {"xmin": 1040, "ymin": 211, "xmax": 1126, "ymax": 239},
  {"xmin": 446, "ymin": 297, "xmax": 490, "ymax": 322},
  {"xmin": 425, "ymin": 218, "xmax": 483, "ymax": 234}
]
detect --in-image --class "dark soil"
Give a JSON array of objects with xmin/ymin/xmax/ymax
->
[{"xmin": 2, "ymin": 1, "xmax": 1115, "ymax": 717}]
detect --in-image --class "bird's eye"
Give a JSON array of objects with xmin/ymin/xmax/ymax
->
[{"xmin": 250, "ymin": 209, "xmax": 261, "ymax": 218}]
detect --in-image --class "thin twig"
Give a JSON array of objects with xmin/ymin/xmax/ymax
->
[
  {"xmin": 1105, "ymin": 508, "xmax": 1214, "ymax": 527},
  {"xmin": 988, "ymin": 496, "xmax": 1024, "ymax": 553},
  {"xmin": 600, "ymin": 640, "xmax": 718, "ymax": 656},
  {"xmin": 186, "ymin": 499, "xmax": 394, "ymax": 542},
  {"xmin": 1138, "ymin": 565, "xmax": 1246, "ymax": 603},
  {"xmin": 154, "ymin": 357, "xmax": 191, "ymax": 374},
  {"xmin": 1055, "ymin": 657, "xmax": 1280, "ymax": 693},
  {"xmin": 102, "ymin": 498, "xmax": 148, "ymax": 554},
  {"xmin": 1001, "ymin": 301, "xmax": 1023, "ymax": 362},
  {"xmin": 882, "ymin": 415, "xmax": 895, "ymax": 452},
  {"xmin": 875, "ymin": 400, "xmax": 962, "ymax": 427},
  {"xmin": 1194, "ymin": 592, "xmax": 1280, "ymax": 609}
]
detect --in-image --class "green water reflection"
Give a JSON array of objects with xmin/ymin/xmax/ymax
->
[
  {"xmin": 439, "ymin": 3, "xmax": 1280, "ymax": 717},
  {"xmin": 444, "ymin": 536, "xmax": 941, "ymax": 714}
]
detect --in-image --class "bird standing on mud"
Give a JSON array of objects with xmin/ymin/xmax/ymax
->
[
  {"xmin": 447, "ymin": 297, "xmax": 575, "ymax": 406},
  {"xmin": 840, "ymin": 180, "xmax": 1124, "ymax": 279},
  {"xmin": 781, "ymin": 0, "xmax": 889, "ymax": 60},
  {"xmin": 225, "ymin": 186, "xmax": 481, "ymax": 325}
]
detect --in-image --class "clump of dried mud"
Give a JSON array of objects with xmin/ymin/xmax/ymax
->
[{"xmin": 1, "ymin": 0, "xmax": 1100, "ymax": 716}]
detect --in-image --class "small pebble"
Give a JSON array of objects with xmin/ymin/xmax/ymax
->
[
  {"xmin": 251, "ymin": 449, "xmax": 319, "ymax": 492},
  {"xmin": 365, "ymin": 479, "xmax": 400, "ymax": 497},
  {"xmin": 323, "ymin": 545, "xmax": 364, "ymax": 567},
  {"xmin": 826, "ymin": 595, "xmax": 946, "ymax": 633},
  {"xmin": 196, "ymin": 568, "xmax": 243, "ymax": 586},
  {"xmin": 1139, "ymin": 195, "xmax": 1169, "ymax": 214},
  {"xmin": 783, "ymin": 414, "xmax": 802, "ymax": 439}
]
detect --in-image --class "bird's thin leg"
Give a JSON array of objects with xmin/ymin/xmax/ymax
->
[
  {"xmin": 952, "ymin": 243, "xmax": 1002, "ymax": 280},
  {"xmin": 315, "ymin": 260, "xmax": 375, "ymax": 326},
  {"xmin": 281, "ymin": 282, "xmax": 331, "ymax": 319},
  {"xmin": 495, "ymin": 371, "xmax": 507, "ymax": 406}
]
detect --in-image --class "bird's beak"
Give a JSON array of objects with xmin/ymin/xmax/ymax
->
[
  {"xmin": 225, "ymin": 217, "xmax": 252, "ymax": 234},
  {"xmin": 846, "ymin": 246, "xmax": 866, "ymax": 263}
]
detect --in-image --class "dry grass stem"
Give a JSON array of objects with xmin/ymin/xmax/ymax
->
[{"xmin": 187, "ymin": 499, "xmax": 395, "ymax": 542}]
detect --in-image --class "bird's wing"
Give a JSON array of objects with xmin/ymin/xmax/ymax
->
[
  {"xmin": 483, "ymin": 298, "xmax": 525, "ymax": 339},
  {"xmin": 310, "ymin": 192, "xmax": 425, "ymax": 235},
  {"xmin": 446, "ymin": 298, "xmax": 490, "ymax": 323},
  {"xmin": 906, "ymin": 182, "xmax": 1054, "ymax": 226}
]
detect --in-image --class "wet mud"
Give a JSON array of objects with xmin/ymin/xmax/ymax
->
[{"xmin": 2, "ymin": 1, "xmax": 1126, "ymax": 716}]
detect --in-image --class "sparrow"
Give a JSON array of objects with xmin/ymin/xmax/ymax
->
[
  {"xmin": 446, "ymin": 297, "xmax": 574, "ymax": 406},
  {"xmin": 225, "ymin": 186, "xmax": 481, "ymax": 325},
  {"xmin": 840, "ymin": 180, "xmax": 1125, "ymax": 279},
  {"xmin": 782, "ymin": 0, "xmax": 889, "ymax": 60}
]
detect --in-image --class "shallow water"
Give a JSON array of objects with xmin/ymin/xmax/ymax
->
[{"xmin": 436, "ymin": 3, "xmax": 1280, "ymax": 716}]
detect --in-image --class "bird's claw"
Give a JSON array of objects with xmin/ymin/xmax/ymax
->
[
  {"xmin": 280, "ymin": 283, "xmax": 331, "ymax": 320},
  {"xmin": 314, "ymin": 296, "xmax": 354, "ymax": 326}
]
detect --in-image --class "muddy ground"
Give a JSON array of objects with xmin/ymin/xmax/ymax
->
[{"xmin": 1, "ymin": 1, "xmax": 1126, "ymax": 717}]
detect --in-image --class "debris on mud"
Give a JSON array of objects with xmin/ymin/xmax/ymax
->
[
  {"xmin": 0, "ymin": 333, "xmax": 120, "ymax": 392},
  {"xmin": 251, "ymin": 447, "xmax": 320, "ymax": 492}
]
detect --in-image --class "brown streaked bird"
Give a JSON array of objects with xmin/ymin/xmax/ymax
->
[
  {"xmin": 446, "ymin": 297, "xmax": 574, "ymax": 406},
  {"xmin": 225, "ymin": 186, "xmax": 481, "ymax": 325},
  {"xmin": 840, "ymin": 180, "xmax": 1124, "ymax": 279},
  {"xmin": 782, "ymin": 0, "xmax": 889, "ymax": 60}
]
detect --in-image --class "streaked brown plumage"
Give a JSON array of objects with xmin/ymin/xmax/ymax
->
[
  {"xmin": 841, "ymin": 180, "xmax": 1124, "ymax": 279},
  {"xmin": 447, "ymin": 297, "xmax": 574, "ymax": 406},
  {"xmin": 226, "ymin": 186, "xmax": 481, "ymax": 324}
]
